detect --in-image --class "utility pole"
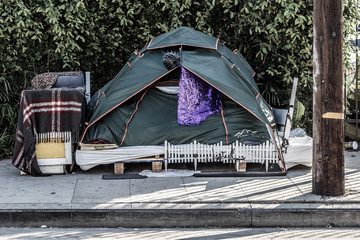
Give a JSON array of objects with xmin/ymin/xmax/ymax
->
[{"xmin": 313, "ymin": 0, "xmax": 345, "ymax": 196}]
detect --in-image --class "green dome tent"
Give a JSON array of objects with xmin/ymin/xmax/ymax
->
[{"xmin": 81, "ymin": 27, "xmax": 284, "ymax": 169}]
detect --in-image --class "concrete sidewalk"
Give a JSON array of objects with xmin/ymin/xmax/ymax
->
[{"xmin": 0, "ymin": 152, "xmax": 359, "ymax": 228}]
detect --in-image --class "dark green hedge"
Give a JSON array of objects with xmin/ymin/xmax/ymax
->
[{"xmin": 0, "ymin": 0, "xmax": 357, "ymax": 157}]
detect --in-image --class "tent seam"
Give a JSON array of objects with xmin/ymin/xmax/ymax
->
[
  {"xmin": 80, "ymin": 67, "xmax": 180, "ymax": 143},
  {"xmin": 147, "ymin": 38, "xmax": 153, "ymax": 49},
  {"xmin": 269, "ymin": 127, "xmax": 286, "ymax": 172},
  {"xmin": 215, "ymin": 48, "xmax": 259, "ymax": 95},
  {"xmin": 148, "ymin": 43, "xmax": 217, "ymax": 50},
  {"xmin": 120, "ymin": 87, "xmax": 151, "ymax": 146},
  {"xmin": 220, "ymin": 102, "xmax": 229, "ymax": 145}
]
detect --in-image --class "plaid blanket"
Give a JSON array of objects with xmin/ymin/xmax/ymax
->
[{"xmin": 12, "ymin": 88, "xmax": 85, "ymax": 176}]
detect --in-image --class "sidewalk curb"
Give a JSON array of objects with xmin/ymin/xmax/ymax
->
[{"xmin": 1, "ymin": 208, "xmax": 360, "ymax": 228}]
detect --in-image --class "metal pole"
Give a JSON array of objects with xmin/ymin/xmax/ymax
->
[
  {"xmin": 283, "ymin": 77, "xmax": 298, "ymax": 141},
  {"xmin": 85, "ymin": 72, "xmax": 91, "ymax": 104},
  {"xmin": 356, "ymin": 19, "xmax": 359, "ymax": 139}
]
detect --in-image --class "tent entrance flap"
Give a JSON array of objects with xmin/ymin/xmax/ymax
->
[{"xmin": 178, "ymin": 66, "xmax": 222, "ymax": 126}]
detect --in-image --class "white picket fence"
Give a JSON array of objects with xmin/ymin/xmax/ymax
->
[{"xmin": 164, "ymin": 140, "xmax": 280, "ymax": 172}]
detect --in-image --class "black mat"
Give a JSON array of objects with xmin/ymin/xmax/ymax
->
[
  {"xmin": 102, "ymin": 174, "xmax": 147, "ymax": 180},
  {"xmin": 194, "ymin": 171, "xmax": 287, "ymax": 177}
]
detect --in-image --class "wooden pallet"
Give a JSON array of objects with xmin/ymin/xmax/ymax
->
[
  {"xmin": 234, "ymin": 161, "xmax": 247, "ymax": 172},
  {"xmin": 114, "ymin": 155, "xmax": 164, "ymax": 174},
  {"xmin": 79, "ymin": 143, "xmax": 118, "ymax": 151}
]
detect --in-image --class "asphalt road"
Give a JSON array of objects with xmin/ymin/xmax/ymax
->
[{"xmin": 1, "ymin": 227, "xmax": 360, "ymax": 239}]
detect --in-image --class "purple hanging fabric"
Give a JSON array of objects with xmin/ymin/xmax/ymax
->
[{"xmin": 178, "ymin": 66, "xmax": 222, "ymax": 126}]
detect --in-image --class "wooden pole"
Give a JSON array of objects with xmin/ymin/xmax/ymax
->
[{"xmin": 313, "ymin": 0, "xmax": 345, "ymax": 196}]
